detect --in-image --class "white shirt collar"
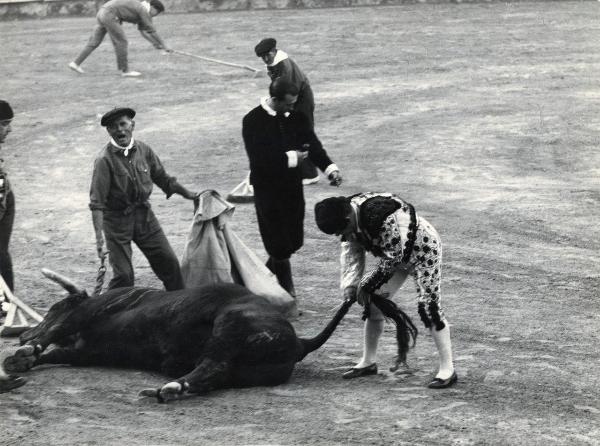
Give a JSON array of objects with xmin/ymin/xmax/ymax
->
[
  {"xmin": 260, "ymin": 97, "xmax": 289, "ymax": 118},
  {"xmin": 110, "ymin": 138, "xmax": 135, "ymax": 157},
  {"xmin": 268, "ymin": 50, "xmax": 288, "ymax": 67}
]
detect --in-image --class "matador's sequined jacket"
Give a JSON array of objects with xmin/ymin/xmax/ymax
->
[{"xmin": 340, "ymin": 192, "xmax": 419, "ymax": 294}]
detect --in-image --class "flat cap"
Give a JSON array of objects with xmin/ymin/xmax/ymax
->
[
  {"xmin": 255, "ymin": 38, "xmax": 277, "ymax": 56},
  {"xmin": 100, "ymin": 107, "xmax": 136, "ymax": 127},
  {"xmin": 0, "ymin": 100, "xmax": 14, "ymax": 121}
]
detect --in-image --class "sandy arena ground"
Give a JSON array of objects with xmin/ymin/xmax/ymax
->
[{"xmin": 0, "ymin": 1, "xmax": 599, "ymax": 444}]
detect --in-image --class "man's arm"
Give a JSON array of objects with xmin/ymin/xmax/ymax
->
[
  {"xmin": 296, "ymin": 114, "xmax": 342, "ymax": 186},
  {"xmin": 91, "ymin": 209, "xmax": 107, "ymax": 259},
  {"xmin": 139, "ymin": 29, "xmax": 169, "ymax": 50},
  {"xmin": 89, "ymin": 157, "xmax": 111, "ymax": 259},
  {"xmin": 136, "ymin": 7, "xmax": 169, "ymax": 50},
  {"xmin": 146, "ymin": 146, "xmax": 198, "ymax": 205}
]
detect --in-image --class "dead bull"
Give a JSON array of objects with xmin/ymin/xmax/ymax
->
[{"xmin": 5, "ymin": 269, "xmax": 416, "ymax": 402}]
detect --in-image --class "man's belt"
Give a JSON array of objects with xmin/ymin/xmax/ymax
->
[{"xmin": 107, "ymin": 201, "xmax": 151, "ymax": 215}]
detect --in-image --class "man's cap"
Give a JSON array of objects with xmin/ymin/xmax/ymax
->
[
  {"xmin": 255, "ymin": 38, "xmax": 277, "ymax": 57},
  {"xmin": 149, "ymin": 0, "xmax": 165, "ymax": 13},
  {"xmin": 0, "ymin": 100, "xmax": 14, "ymax": 121},
  {"xmin": 100, "ymin": 107, "xmax": 136, "ymax": 127},
  {"xmin": 314, "ymin": 197, "xmax": 351, "ymax": 235}
]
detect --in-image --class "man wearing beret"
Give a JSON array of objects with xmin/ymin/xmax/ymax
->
[
  {"xmin": 314, "ymin": 193, "xmax": 457, "ymax": 388},
  {"xmin": 242, "ymin": 79, "xmax": 342, "ymax": 305},
  {"xmin": 90, "ymin": 107, "xmax": 199, "ymax": 291},
  {"xmin": 0, "ymin": 100, "xmax": 27, "ymax": 393},
  {"xmin": 255, "ymin": 37, "xmax": 320, "ymax": 185},
  {"xmin": 69, "ymin": 0, "xmax": 171, "ymax": 77}
]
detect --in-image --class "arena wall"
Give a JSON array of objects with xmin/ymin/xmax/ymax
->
[{"xmin": 0, "ymin": 0, "xmax": 578, "ymax": 20}]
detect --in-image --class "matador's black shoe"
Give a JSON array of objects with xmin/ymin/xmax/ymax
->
[
  {"xmin": 427, "ymin": 371, "xmax": 458, "ymax": 389},
  {"xmin": 342, "ymin": 363, "xmax": 378, "ymax": 379}
]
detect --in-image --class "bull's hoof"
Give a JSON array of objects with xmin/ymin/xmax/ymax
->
[
  {"xmin": 3, "ymin": 346, "xmax": 37, "ymax": 373},
  {"xmin": 15, "ymin": 345, "xmax": 37, "ymax": 357},
  {"xmin": 0, "ymin": 376, "xmax": 26, "ymax": 393}
]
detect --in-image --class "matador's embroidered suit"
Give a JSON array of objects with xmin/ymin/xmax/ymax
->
[{"xmin": 339, "ymin": 192, "xmax": 446, "ymax": 330}]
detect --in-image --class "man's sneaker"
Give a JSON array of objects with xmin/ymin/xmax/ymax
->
[
  {"xmin": 302, "ymin": 176, "xmax": 320, "ymax": 185},
  {"xmin": 68, "ymin": 62, "xmax": 84, "ymax": 74},
  {"xmin": 121, "ymin": 71, "xmax": 142, "ymax": 77}
]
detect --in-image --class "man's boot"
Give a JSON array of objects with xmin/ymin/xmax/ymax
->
[
  {"xmin": 266, "ymin": 257, "xmax": 299, "ymax": 317},
  {"xmin": 272, "ymin": 258, "xmax": 296, "ymax": 298}
]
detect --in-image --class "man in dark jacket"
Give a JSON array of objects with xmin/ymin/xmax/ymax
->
[
  {"xmin": 90, "ymin": 107, "xmax": 199, "ymax": 291},
  {"xmin": 255, "ymin": 38, "xmax": 320, "ymax": 185},
  {"xmin": 0, "ymin": 99, "xmax": 26, "ymax": 393},
  {"xmin": 69, "ymin": 0, "xmax": 171, "ymax": 77},
  {"xmin": 0, "ymin": 101, "xmax": 15, "ymax": 295},
  {"xmin": 242, "ymin": 79, "xmax": 342, "ymax": 300}
]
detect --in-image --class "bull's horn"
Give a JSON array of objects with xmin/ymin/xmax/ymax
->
[{"xmin": 41, "ymin": 268, "xmax": 85, "ymax": 295}]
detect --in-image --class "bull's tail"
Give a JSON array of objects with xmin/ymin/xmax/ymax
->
[
  {"xmin": 371, "ymin": 294, "xmax": 418, "ymax": 364},
  {"xmin": 296, "ymin": 298, "xmax": 355, "ymax": 361}
]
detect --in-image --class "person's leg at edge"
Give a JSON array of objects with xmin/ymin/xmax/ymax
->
[
  {"xmin": 0, "ymin": 191, "xmax": 15, "ymax": 293},
  {"xmin": 351, "ymin": 268, "xmax": 409, "ymax": 371},
  {"xmin": 412, "ymin": 221, "xmax": 456, "ymax": 385},
  {"xmin": 104, "ymin": 213, "xmax": 135, "ymax": 290},
  {"xmin": 73, "ymin": 22, "xmax": 107, "ymax": 67},
  {"xmin": 268, "ymin": 256, "xmax": 295, "ymax": 298},
  {"xmin": 354, "ymin": 306, "xmax": 384, "ymax": 369},
  {"xmin": 103, "ymin": 16, "xmax": 129, "ymax": 72},
  {"xmin": 431, "ymin": 322, "xmax": 454, "ymax": 380}
]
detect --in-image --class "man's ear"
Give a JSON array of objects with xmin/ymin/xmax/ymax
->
[{"xmin": 131, "ymin": 120, "xmax": 136, "ymax": 131}]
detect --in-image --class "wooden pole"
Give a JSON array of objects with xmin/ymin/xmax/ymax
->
[
  {"xmin": 0, "ymin": 274, "xmax": 43, "ymax": 323},
  {"xmin": 172, "ymin": 50, "xmax": 261, "ymax": 73}
]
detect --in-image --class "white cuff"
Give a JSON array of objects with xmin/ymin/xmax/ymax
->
[
  {"xmin": 324, "ymin": 164, "xmax": 339, "ymax": 177},
  {"xmin": 286, "ymin": 151, "xmax": 298, "ymax": 168}
]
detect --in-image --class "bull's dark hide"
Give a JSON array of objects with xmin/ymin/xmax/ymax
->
[{"xmin": 6, "ymin": 283, "xmax": 355, "ymax": 399}]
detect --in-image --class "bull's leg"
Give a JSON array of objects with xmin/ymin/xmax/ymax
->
[
  {"xmin": 141, "ymin": 358, "xmax": 232, "ymax": 403},
  {"xmin": 141, "ymin": 311, "xmax": 261, "ymax": 403},
  {"xmin": 3, "ymin": 345, "xmax": 41, "ymax": 373},
  {"xmin": 179, "ymin": 357, "xmax": 231, "ymax": 394},
  {"xmin": 4, "ymin": 346, "xmax": 92, "ymax": 373},
  {"xmin": 149, "ymin": 351, "xmax": 234, "ymax": 403}
]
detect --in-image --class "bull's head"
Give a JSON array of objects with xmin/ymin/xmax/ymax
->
[{"xmin": 19, "ymin": 268, "xmax": 90, "ymax": 349}]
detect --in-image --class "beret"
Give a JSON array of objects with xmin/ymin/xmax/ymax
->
[
  {"xmin": 314, "ymin": 197, "xmax": 351, "ymax": 235},
  {"xmin": 0, "ymin": 100, "xmax": 14, "ymax": 121},
  {"xmin": 101, "ymin": 107, "xmax": 136, "ymax": 127},
  {"xmin": 255, "ymin": 38, "xmax": 277, "ymax": 56}
]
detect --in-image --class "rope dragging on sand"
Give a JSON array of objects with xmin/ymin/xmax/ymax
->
[{"xmin": 93, "ymin": 252, "xmax": 107, "ymax": 296}]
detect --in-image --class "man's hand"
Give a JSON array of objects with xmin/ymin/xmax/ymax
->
[
  {"xmin": 328, "ymin": 170, "xmax": 342, "ymax": 187},
  {"xmin": 296, "ymin": 150, "xmax": 309, "ymax": 162},
  {"xmin": 96, "ymin": 239, "xmax": 108, "ymax": 260}
]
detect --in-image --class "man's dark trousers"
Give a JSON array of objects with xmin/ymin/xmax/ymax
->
[
  {"xmin": 0, "ymin": 191, "xmax": 15, "ymax": 291},
  {"xmin": 104, "ymin": 207, "xmax": 184, "ymax": 291}
]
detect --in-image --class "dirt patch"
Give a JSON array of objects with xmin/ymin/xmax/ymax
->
[{"xmin": 1, "ymin": 2, "xmax": 599, "ymax": 445}]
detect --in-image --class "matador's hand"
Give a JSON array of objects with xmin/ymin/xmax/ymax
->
[
  {"xmin": 356, "ymin": 286, "xmax": 371, "ymax": 307},
  {"xmin": 343, "ymin": 287, "xmax": 357, "ymax": 304}
]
